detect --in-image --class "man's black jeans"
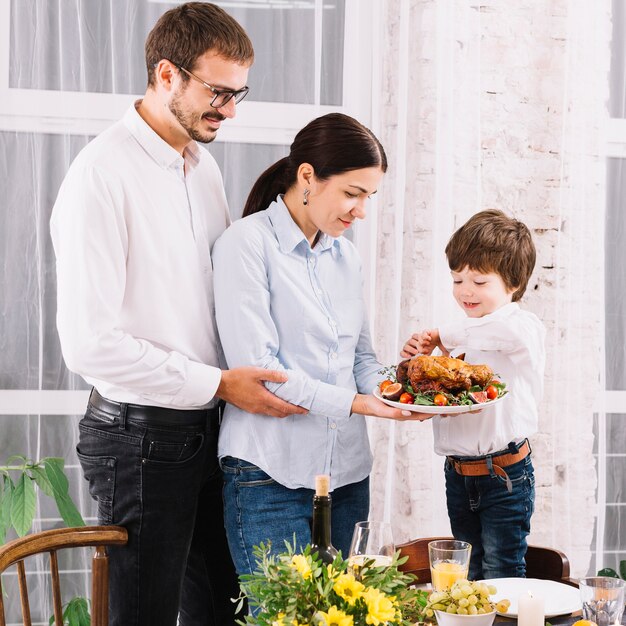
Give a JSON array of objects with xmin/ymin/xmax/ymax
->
[{"xmin": 77, "ymin": 390, "xmax": 240, "ymax": 626}]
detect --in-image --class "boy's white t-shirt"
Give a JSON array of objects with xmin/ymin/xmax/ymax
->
[{"xmin": 433, "ymin": 302, "xmax": 546, "ymax": 457}]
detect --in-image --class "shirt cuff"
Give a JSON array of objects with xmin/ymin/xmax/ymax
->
[
  {"xmin": 439, "ymin": 321, "xmax": 469, "ymax": 351},
  {"xmin": 310, "ymin": 382, "xmax": 356, "ymax": 420},
  {"xmin": 173, "ymin": 360, "xmax": 222, "ymax": 407}
]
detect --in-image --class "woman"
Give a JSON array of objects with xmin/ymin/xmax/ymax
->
[{"xmin": 212, "ymin": 113, "xmax": 423, "ymax": 576}]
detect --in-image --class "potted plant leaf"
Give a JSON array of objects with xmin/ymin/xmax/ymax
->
[
  {"xmin": 0, "ymin": 455, "xmax": 90, "ymax": 626},
  {"xmin": 598, "ymin": 561, "xmax": 626, "ymax": 581}
]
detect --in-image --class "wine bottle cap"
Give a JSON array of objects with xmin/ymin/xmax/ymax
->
[{"xmin": 315, "ymin": 474, "xmax": 330, "ymax": 496}]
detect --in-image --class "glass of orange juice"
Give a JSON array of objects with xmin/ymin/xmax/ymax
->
[{"xmin": 428, "ymin": 539, "xmax": 471, "ymax": 591}]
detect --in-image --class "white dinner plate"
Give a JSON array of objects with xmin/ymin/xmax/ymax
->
[
  {"xmin": 372, "ymin": 386, "xmax": 507, "ymax": 415},
  {"xmin": 485, "ymin": 577, "xmax": 581, "ymax": 618}
]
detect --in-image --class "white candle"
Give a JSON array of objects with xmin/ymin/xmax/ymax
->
[{"xmin": 517, "ymin": 591, "xmax": 545, "ymax": 626}]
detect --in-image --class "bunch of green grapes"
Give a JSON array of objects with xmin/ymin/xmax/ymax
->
[{"xmin": 424, "ymin": 580, "xmax": 511, "ymax": 616}]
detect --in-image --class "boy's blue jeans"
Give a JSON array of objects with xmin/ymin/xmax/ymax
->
[
  {"xmin": 444, "ymin": 450, "xmax": 535, "ymax": 580},
  {"xmin": 221, "ymin": 456, "xmax": 370, "ymax": 576}
]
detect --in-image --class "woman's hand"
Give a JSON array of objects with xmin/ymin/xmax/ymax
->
[
  {"xmin": 351, "ymin": 394, "xmax": 433, "ymax": 421},
  {"xmin": 400, "ymin": 328, "xmax": 448, "ymax": 358}
]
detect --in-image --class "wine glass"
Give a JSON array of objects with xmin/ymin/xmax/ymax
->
[{"xmin": 348, "ymin": 521, "xmax": 394, "ymax": 578}]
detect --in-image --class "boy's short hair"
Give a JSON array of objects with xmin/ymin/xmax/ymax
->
[
  {"xmin": 445, "ymin": 209, "xmax": 536, "ymax": 302},
  {"xmin": 145, "ymin": 2, "xmax": 254, "ymax": 87}
]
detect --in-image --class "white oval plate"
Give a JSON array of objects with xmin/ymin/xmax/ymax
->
[
  {"xmin": 373, "ymin": 386, "xmax": 507, "ymax": 415},
  {"xmin": 484, "ymin": 577, "xmax": 581, "ymax": 618}
]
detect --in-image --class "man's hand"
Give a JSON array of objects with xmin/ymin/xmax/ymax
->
[
  {"xmin": 400, "ymin": 328, "xmax": 448, "ymax": 358},
  {"xmin": 351, "ymin": 394, "xmax": 433, "ymax": 422},
  {"xmin": 216, "ymin": 367, "xmax": 308, "ymax": 418}
]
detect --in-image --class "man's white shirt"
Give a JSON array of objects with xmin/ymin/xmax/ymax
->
[{"xmin": 50, "ymin": 102, "xmax": 229, "ymax": 409}]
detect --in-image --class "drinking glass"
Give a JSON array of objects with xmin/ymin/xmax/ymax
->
[
  {"xmin": 579, "ymin": 577, "xmax": 625, "ymax": 626},
  {"xmin": 428, "ymin": 539, "xmax": 471, "ymax": 591},
  {"xmin": 347, "ymin": 521, "xmax": 394, "ymax": 577}
]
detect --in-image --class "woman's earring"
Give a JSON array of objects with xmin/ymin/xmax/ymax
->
[{"xmin": 303, "ymin": 189, "xmax": 310, "ymax": 206}]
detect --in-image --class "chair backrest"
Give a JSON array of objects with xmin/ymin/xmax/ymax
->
[
  {"xmin": 397, "ymin": 536, "xmax": 572, "ymax": 584},
  {"xmin": 396, "ymin": 536, "xmax": 452, "ymax": 584},
  {"xmin": 0, "ymin": 525, "xmax": 128, "ymax": 626}
]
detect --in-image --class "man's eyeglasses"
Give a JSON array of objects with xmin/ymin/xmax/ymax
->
[{"xmin": 173, "ymin": 62, "xmax": 249, "ymax": 109}]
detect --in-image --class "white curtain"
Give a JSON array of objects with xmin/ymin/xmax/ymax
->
[
  {"xmin": 0, "ymin": 0, "xmax": 617, "ymax": 622},
  {"xmin": 599, "ymin": 0, "xmax": 626, "ymax": 578},
  {"xmin": 368, "ymin": 0, "xmax": 611, "ymax": 578},
  {"xmin": 0, "ymin": 1, "xmax": 346, "ymax": 623}
]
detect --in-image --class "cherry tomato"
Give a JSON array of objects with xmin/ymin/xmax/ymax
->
[
  {"xmin": 433, "ymin": 393, "xmax": 448, "ymax": 406},
  {"xmin": 491, "ymin": 379, "xmax": 501, "ymax": 385},
  {"xmin": 379, "ymin": 379, "xmax": 394, "ymax": 393},
  {"xmin": 486, "ymin": 385, "xmax": 498, "ymax": 400},
  {"xmin": 399, "ymin": 392, "xmax": 414, "ymax": 404}
]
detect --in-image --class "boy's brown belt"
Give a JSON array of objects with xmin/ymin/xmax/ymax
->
[{"xmin": 447, "ymin": 440, "xmax": 531, "ymax": 479}]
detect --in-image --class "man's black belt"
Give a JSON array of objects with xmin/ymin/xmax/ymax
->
[{"xmin": 88, "ymin": 388, "xmax": 219, "ymax": 427}]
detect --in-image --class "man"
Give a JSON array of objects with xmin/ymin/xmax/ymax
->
[{"xmin": 50, "ymin": 4, "xmax": 305, "ymax": 625}]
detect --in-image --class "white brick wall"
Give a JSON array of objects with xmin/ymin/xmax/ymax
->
[{"xmin": 369, "ymin": 0, "xmax": 610, "ymax": 577}]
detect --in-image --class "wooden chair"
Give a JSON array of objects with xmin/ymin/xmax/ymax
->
[
  {"xmin": 397, "ymin": 536, "xmax": 575, "ymax": 585},
  {"xmin": 0, "ymin": 525, "xmax": 128, "ymax": 626}
]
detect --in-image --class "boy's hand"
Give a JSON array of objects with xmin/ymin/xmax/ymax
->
[{"xmin": 401, "ymin": 329, "xmax": 447, "ymax": 358}]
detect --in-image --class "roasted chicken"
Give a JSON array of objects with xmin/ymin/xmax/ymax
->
[{"xmin": 397, "ymin": 355, "xmax": 493, "ymax": 393}]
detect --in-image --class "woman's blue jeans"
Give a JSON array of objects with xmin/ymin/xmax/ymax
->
[
  {"xmin": 221, "ymin": 457, "xmax": 370, "ymax": 576},
  {"xmin": 444, "ymin": 453, "xmax": 535, "ymax": 580}
]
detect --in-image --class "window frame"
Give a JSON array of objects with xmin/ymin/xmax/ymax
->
[
  {"xmin": 0, "ymin": 0, "xmax": 380, "ymax": 412},
  {"xmin": 0, "ymin": 0, "xmax": 376, "ymax": 144},
  {"xmin": 594, "ymin": 107, "xmax": 626, "ymax": 571}
]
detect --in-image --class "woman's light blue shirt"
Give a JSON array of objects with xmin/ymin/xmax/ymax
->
[{"xmin": 212, "ymin": 196, "xmax": 382, "ymax": 490}]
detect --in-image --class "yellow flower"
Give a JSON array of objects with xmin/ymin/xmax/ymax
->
[
  {"xmin": 317, "ymin": 605, "xmax": 354, "ymax": 626},
  {"xmin": 333, "ymin": 573, "xmax": 365, "ymax": 605},
  {"xmin": 362, "ymin": 587, "xmax": 397, "ymax": 625},
  {"xmin": 271, "ymin": 612, "xmax": 286, "ymax": 626},
  {"xmin": 270, "ymin": 613, "xmax": 304, "ymax": 626},
  {"xmin": 291, "ymin": 554, "xmax": 312, "ymax": 580}
]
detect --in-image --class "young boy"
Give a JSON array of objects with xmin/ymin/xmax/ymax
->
[{"xmin": 401, "ymin": 209, "xmax": 546, "ymax": 580}]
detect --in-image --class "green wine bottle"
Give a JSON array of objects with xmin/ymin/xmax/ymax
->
[{"xmin": 310, "ymin": 474, "xmax": 339, "ymax": 565}]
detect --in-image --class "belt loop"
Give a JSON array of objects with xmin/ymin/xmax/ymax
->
[
  {"xmin": 502, "ymin": 467, "xmax": 513, "ymax": 493},
  {"xmin": 488, "ymin": 457, "xmax": 514, "ymax": 493},
  {"xmin": 119, "ymin": 402, "xmax": 128, "ymax": 430},
  {"xmin": 508, "ymin": 441, "xmax": 518, "ymax": 454}
]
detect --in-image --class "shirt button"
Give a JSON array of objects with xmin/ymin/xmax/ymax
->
[
  {"xmin": 330, "ymin": 352, "xmax": 338, "ymax": 360},
  {"xmin": 330, "ymin": 423, "xmax": 337, "ymax": 429}
]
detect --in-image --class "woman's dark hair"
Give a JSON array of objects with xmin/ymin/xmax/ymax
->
[
  {"xmin": 145, "ymin": 2, "xmax": 254, "ymax": 87},
  {"xmin": 243, "ymin": 113, "xmax": 388, "ymax": 217}
]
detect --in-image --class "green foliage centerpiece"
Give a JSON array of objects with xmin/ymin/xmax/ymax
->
[{"xmin": 236, "ymin": 541, "xmax": 428, "ymax": 626}]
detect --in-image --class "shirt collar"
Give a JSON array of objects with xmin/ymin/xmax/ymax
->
[
  {"xmin": 123, "ymin": 100, "xmax": 199, "ymax": 172},
  {"xmin": 488, "ymin": 301, "xmax": 519, "ymax": 319},
  {"xmin": 267, "ymin": 195, "xmax": 343, "ymax": 258}
]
